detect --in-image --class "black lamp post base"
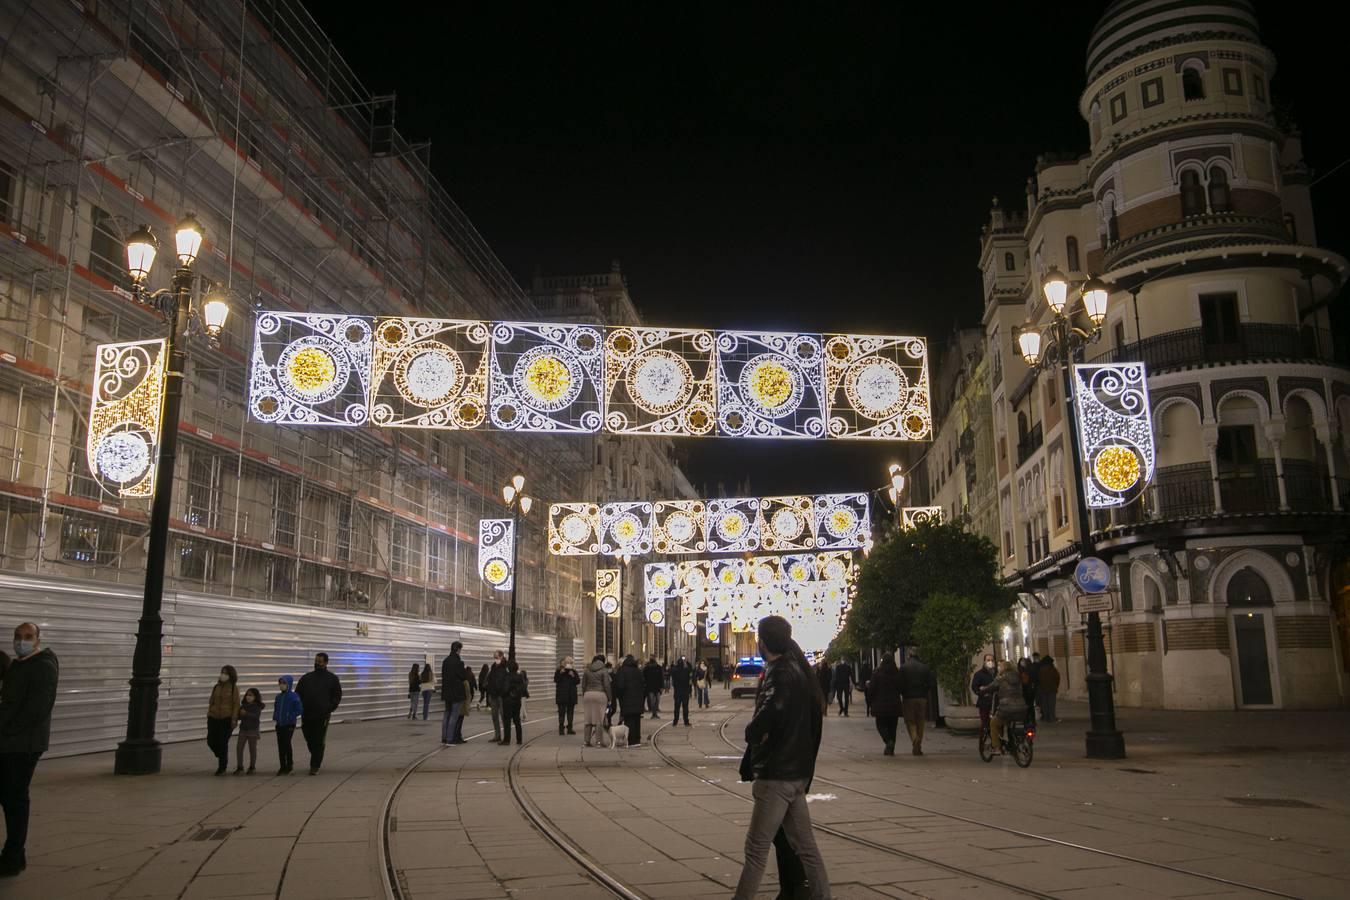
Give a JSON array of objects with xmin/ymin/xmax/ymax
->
[
  {"xmin": 114, "ymin": 739, "xmax": 162, "ymax": 775},
  {"xmin": 1085, "ymin": 730, "xmax": 1127, "ymax": 759}
]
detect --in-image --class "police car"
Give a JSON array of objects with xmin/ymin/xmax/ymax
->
[{"xmin": 730, "ymin": 656, "xmax": 765, "ymax": 699}]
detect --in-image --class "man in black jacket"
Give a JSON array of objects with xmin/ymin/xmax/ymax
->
[
  {"xmin": 733, "ymin": 616, "xmax": 830, "ymax": 900},
  {"xmin": 296, "ymin": 652, "xmax": 342, "ymax": 775},
  {"xmin": 897, "ymin": 649, "xmax": 934, "ymax": 756},
  {"xmin": 642, "ymin": 657, "xmax": 663, "ymax": 719},
  {"xmin": 611, "ymin": 655, "xmax": 645, "ymax": 745},
  {"xmin": 831, "ymin": 659, "xmax": 853, "ymax": 716},
  {"xmin": 0, "ymin": 622, "xmax": 58, "ymax": 877},
  {"xmin": 440, "ymin": 641, "xmax": 468, "ymax": 745},
  {"xmin": 669, "ymin": 656, "xmax": 692, "ymax": 727},
  {"xmin": 484, "ymin": 650, "xmax": 509, "ymax": 742}
]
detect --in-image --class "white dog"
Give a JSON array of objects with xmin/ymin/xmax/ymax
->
[{"xmin": 605, "ymin": 722, "xmax": 630, "ymax": 749}]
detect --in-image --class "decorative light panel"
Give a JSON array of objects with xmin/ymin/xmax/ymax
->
[
  {"xmin": 489, "ymin": 321, "xmax": 603, "ymax": 432},
  {"xmin": 595, "ymin": 567, "xmax": 621, "ymax": 618},
  {"xmin": 1072, "ymin": 363, "xmax": 1155, "ymax": 508},
  {"xmin": 478, "ymin": 518, "xmax": 514, "ymax": 591},
  {"xmin": 599, "ymin": 501, "xmax": 653, "ymax": 556},
  {"xmin": 759, "ymin": 495, "xmax": 816, "ymax": 551},
  {"xmin": 88, "ymin": 339, "xmax": 166, "ymax": 498},
  {"xmin": 250, "ymin": 313, "xmax": 371, "ymax": 426},
  {"xmin": 901, "ymin": 506, "xmax": 944, "ymax": 528},
  {"xmin": 644, "ymin": 562, "xmax": 676, "ymax": 626},
  {"xmin": 715, "ymin": 332, "xmax": 826, "ymax": 438},
  {"xmin": 705, "ymin": 497, "xmax": 761, "ymax": 553},
  {"xmin": 652, "ymin": 499, "xmax": 706, "ymax": 554},
  {"xmin": 823, "ymin": 335, "xmax": 931, "ymax": 439},
  {"xmin": 548, "ymin": 502, "xmax": 601, "ymax": 556},
  {"xmin": 604, "ymin": 326, "xmax": 717, "ymax": 435},
  {"xmin": 814, "ymin": 493, "xmax": 871, "ymax": 550},
  {"xmin": 369, "ymin": 317, "xmax": 492, "ymax": 429}
]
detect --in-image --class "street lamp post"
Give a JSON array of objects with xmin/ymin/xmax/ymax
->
[
  {"xmin": 501, "ymin": 474, "xmax": 533, "ymax": 663},
  {"xmin": 1013, "ymin": 267, "xmax": 1126, "ymax": 760},
  {"xmin": 619, "ymin": 551, "xmax": 634, "ymax": 658},
  {"xmin": 115, "ymin": 217, "xmax": 231, "ymax": 775}
]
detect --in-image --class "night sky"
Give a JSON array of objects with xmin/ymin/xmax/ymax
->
[{"xmin": 308, "ymin": 2, "xmax": 1349, "ymax": 497}]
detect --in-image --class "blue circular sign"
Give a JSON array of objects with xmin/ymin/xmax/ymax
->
[{"xmin": 1074, "ymin": 557, "xmax": 1111, "ymax": 594}]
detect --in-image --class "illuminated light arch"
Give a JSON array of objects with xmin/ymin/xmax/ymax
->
[
  {"xmin": 88, "ymin": 339, "xmax": 167, "ymax": 498},
  {"xmin": 901, "ymin": 506, "xmax": 943, "ymax": 528},
  {"xmin": 478, "ymin": 518, "xmax": 514, "ymax": 591},
  {"xmin": 595, "ymin": 567, "xmax": 621, "ymax": 618},
  {"xmin": 1073, "ymin": 363, "xmax": 1156, "ymax": 509}
]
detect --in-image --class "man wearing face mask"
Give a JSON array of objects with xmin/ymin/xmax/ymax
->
[
  {"xmin": 296, "ymin": 652, "xmax": 342, "ymax": 775},
  {"xmin": 0, "ymin": 622, "xmax": 58, "ymax": 877},
  {"xmin": 970, "ymin": 653, "xmax": 998, "ymax": 737}
]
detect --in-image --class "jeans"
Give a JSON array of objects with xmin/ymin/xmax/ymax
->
[
  {"xmin": 902, "ymin": 697, "xmax": 927, "ymax": 748},
  {"xmin": 488, "ymin": 695, "xmax": 503, "ymax": 739},
  {"xmin": 0, "ymin": 752, "xmax": 41, "ymax": 857},
  {"xmin": 645, "ymin": 691, "xmax": 661, "ymax": 717},
  {"xmin": 422, "ymin": 689, "xmax": 433, "ymax": 719},
  {"xmin": 557, "ymin": 703, "xmax": 575, "ymax": 733},
  {"xmin": 733, "ymin": 778, "xmax": 830, "ymax": 900},
  {"xmin": 623, "ymin": 712, "xmax": 642, "ymax": 745},
  {"xmin": 1037, "ymin": 691, "xmax": 1057, "ymax": 722},
  {"xmin": 672, "ymin": 693, "xmax": 690, "ymax": 724},
  {"xmin": 275, "ymin": 725, "xmax": 296, "ymax": 770},
  {"xmin": 206, "ymin": 716, "xmax": 234, "ymax": 769},
  {"xmin": 695, "ymin": 684, "xmax": 709, "ymax": 707},
  {"xmin": 503, "ymin": 701, "xmax": 523, "ymax": 743},
  {"xmin": 408, "ymin": 692, "xmax": 419, "ymax": 717},
  {"xmin": 301, "ymin": 714, "xmax": 329, "ymax": 771},
  {"xmin": 875, "ymin": 714, "xmax": 898, "ymax": 747},
  {"xmin": 442, "ymin": 701, "xmax": 463, "ymax": 743}
]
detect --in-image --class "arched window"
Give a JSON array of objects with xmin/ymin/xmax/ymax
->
[
  {"xmin": 1004, "ymin": 252, "xmax": 1016, "ymax": 272},
  {"xmin": 1208, "ymin": 166, "xmax": 1232, "ymax": 213},
  {"xmin": 1104, "ymin": 198, "xmax": 1119, "ymax": 245},
  {"xmin": 1065, "ymin": 236, "xmax": 1080, "ymax": 271},
  {"xmin": 1180, "ymin": 169, "xmax": 1206, "ymax": 216},
  {"xmin": 1144, "ymin": 576, "xmax": 1164, "ymax": 609},
  {"xmin": 1017, "ymin": 412, "xmax": 1029, "ymax": 442},
  {"xmin": 1227, "ymin": 566, "xmax": 1273, "ymax": 606},
  {"xmin": 1183, "ymin": 67, "xmax": 1205, "ymax": 101}
]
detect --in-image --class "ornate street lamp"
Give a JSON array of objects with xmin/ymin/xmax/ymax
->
[
  {"xmin": 115, "ymin": 216, "xmax": 232, "ymax": 776},
  {"xmin": 502, "ymin": 474, "xmax": 532, "ymax": 662},
  {"xmin": 1011, "ymin": 269, "xmax": 1126, "ymax": 760}
]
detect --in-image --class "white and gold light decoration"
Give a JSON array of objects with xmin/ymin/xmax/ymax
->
[
  {"xmin": 246, "ymin": 313, "xmax": 931, "ymax": 440},
  {"xmin": 644, "ymin": 562, "xmax": 676, "ymax": 625},
  {"xmin": 759, "ymin": 495, "xmax": 815, "ymax": 551},
  {"xmin": 88, "ymin": 339, "xmax": 167, "ymax": 498},
  {"xmin": 478, "ymin": 518, "xmax": 515, "ymax": 591},
  {"xmin": 901, "ymin": 506, "xmax": 944, "ymax": 528},
  {"xmin": 599, "ymin": 501, "xmax": 654, "ymax": 556},
  {"xmin": 1072, "ymin": 363, "xmax": 1155, "ymax": 508},
  {"xmin": 706, "ymin": 497, "xmax": 761, "ymax": 553},
  {"xmin": 652, "ymin": 499, "xmax": 706, "ymax": 554},
  {"xmin": 814, "ymin": 493, "xmax": 871, "ymax": 550},
  {"xmin": 548, "ymin": 501, "xmax": 601, "ymax": 556},
  {"xmin": 595, "ymin": 567, "xmax": 621, "ymax": 618}
]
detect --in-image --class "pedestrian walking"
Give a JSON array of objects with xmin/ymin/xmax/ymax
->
[
  {"xmin": 1036, "ymin": 655, "xmax": 1060, "ymax": 722},
  {"xmin": 868, "ymin": 654, "xmax": 902, "ymax": 755},
  {"xmin": 477, "ymin": 663, "xmax": 490, "ymax": 710},
  {"xmin": 1017, "ymin": 657, "xmax": 1037, "ymax": 728},
  {"xmin": 831, "ymin": 659, "xmax": 853, "ymax": 716},
  {"xmin": 419, "ymin": 662, "xmax": 435, "ymax": 720},
  {"xmin": 207, "ymin": 664, "xmax": 239, "ymax": 775},
  {"xmin": 499, "ymin": 661, "xmax": 528, "ymax": 744},
  {"xmin": 440, "ymin": 641, "xmax": 469, "ymax": 745},
  {"xmin": 970, "ymin": 653, "xmax": 997, "ymax": 737},
  {"xmin": 554, "ymin": 657, "xmax": 580, "ymax": 735},
  {"xmin": 273, "ymin": 674, "xmax": 302, "ymax": 775},
  {"xmin": 234, "ymin": 688, "xmax": 265, "ymax": 774},
  {"xmin": 296, "ymin": 652, "xmax": 342, "ymax": 775},
  {"xmin": 484, "ymin": 650, "xmax": 508, "ymax": 741},
  {"xmin": 0, "ymin": 622, "xmax": 58, "ymax": 878},
  {"xmin": 406, "ymin": 662, "xmax": 422, "ymax": 719},
  {"xmin": 611, "ymin": 655, "xmax": 645, "ymax": 745},
  {"xmin": 670, "ymin": 655, "xmax": 693, "ymax": 726},
  {"xmin": 897, "ymin": 649, "xmax": 933, "ymax": 756},
  {"xmin": 694, "ymin": 660, "xmax": 710, "ymax": 708},
  {"xmin": 858, "ymin": 659, "xmax": 874, "ymax": 717},
  {"xmin": 733, "ymin": 616, "xmax": 829, "ymax": 900},
  {"xmin": 815, "ymin": 661, "xmax": 832, "ymax": 716},
  {"xmin": 579, "ymin": 655, "xmax": 612, "ymax": 746},
  {"xmin": 464, "ymin": 664, "xmax": 476, "ymax": 710},
  {"xmin": 642, "ymin": 656, "xmax": 664, "ymax": 719}
]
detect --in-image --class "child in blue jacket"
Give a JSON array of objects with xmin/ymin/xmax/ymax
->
[{"xmin": 273, "ymin": 674, "xmax": 304, "ymax": 775}]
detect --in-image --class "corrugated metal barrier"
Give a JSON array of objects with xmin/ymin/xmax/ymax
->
[{"xmin": 0, "ymin": 573, "xmax": 565, "ymax": 757}]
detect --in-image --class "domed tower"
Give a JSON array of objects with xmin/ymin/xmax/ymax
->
[{"xmin": 984, "ymin": 0, "xmax": 1350, "ymax": 712}]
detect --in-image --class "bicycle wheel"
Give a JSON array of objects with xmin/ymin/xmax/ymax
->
[
  {"xmin": 978, "ymin": 727, "xmax": 994, "ymax": 762},
  {"xmin": 1013, "ymin": 732, "xmax": 1034, "ymax": 768}
]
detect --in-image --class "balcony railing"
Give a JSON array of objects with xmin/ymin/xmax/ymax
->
[
  {"xmin": 1148, "ymin": 460, "xmax": 1335, "ymax": 519},
  {"xmin": 1097, "ymin": 324, "xmax": 1343, "ymax": 371},
  {"xmin": 1016, "ymin": 423, "xmax": 1043, "ymax": 467}
]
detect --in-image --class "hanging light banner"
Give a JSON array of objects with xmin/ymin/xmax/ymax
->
[
  {"xmin": 478, "ymin": 518, "xmax": 514, "ymax": 591},
  {"xmin": 644, "ymin": 563, "xmax": 675, "ymax": 625},
  {"xmin": 547, "ymin": 492, "xmax": 869, "ymax": 557},
  {"xmin": 1072, "ymin": 363, "xmax": 1155, "ymax": 509},
  {"xmin": 901, "ymin": 506, "xmax": 943, "ymax": 528},
  {"xmin": 595, "ymin": 567, "xmax": 621, "ymax": 618},
  {"xmin": 246, "ymin": 314, "xmax": 930, "ymax": 441},
  {"xmin": 88, "ymin": 339, "xmax": 167, "ymax": 498}
]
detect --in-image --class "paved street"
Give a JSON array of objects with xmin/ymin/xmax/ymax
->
[{"xmin": 10, "ymin": 693, "xmax": 1350, "ymax": 899}]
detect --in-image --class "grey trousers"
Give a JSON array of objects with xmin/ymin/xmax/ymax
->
[
  {"xmin": 733, "ymin": 778, "xmax": 830, "ymax": 900},
  {"xmin": 488, "ymin": 696, "xmax": 503, "ymax": 738}
]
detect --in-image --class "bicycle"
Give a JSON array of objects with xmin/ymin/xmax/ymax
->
[{"xmin": 978, "ymin": 705, "xmax": 1034, "ymax": 768}]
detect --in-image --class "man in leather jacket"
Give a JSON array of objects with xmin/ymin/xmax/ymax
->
[{"xmin": 733, "ymin": 616, "xmax": 831, "ymax": 900}]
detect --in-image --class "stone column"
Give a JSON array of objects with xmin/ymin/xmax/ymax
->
[
  {"xmin": 1316, "ymin": 423, "xmax": 1342, "ymax": 511},
  {"xmin": 1202, "ymin": 424, "xmax": 1222, "ymax": 514},
  {"xmin": 1265, "ymin": 421, "xmax": 1289, "ymax": 511}
]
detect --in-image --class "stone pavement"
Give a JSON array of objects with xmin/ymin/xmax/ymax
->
[{"xmin": 8, "ymin": 693, "xmax": 1350, "ymax": 899}]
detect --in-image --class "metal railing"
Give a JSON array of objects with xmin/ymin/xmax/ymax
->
[
  {"xmin": 1016, "ymin": 423, "xmax": 1043, "ymax": 467},
  {"xmin": 1098, "ymin": 324, "xmax": 1342, "ymax": 370},
  {"xmin": 1150, "ymin": 461, "xmax": 1335, "ymax": 518}
]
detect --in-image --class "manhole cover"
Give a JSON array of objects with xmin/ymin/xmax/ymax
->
[{"xmin": 1226, "ymin": 797, "xmax": 1320, "ymax": 809}]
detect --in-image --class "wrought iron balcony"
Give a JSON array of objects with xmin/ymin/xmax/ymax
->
[
  {"xmin": 1015, "ymin": 423, "xmax": 1043, "ymax": 467},
  {"xmin": 1148, "ymin": 460, "xmax": 1334, "ymax": 519},
  {"xmin": 1098, "ymin": 324, "xmax": 1342, "ymax": 371}
]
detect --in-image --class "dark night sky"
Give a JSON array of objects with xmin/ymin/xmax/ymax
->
[{"xmin": 307, "ymin": 2, "xmax": 1349, "ymax": 497}]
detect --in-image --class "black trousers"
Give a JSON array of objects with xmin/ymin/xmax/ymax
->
[
  {"xmin": 875, "ymin": 714, "xmax": 899, "ymax": 746},
  {"xmin": 672, "ymin": 693, "xmax": 690, "ymax": 724},
  {"xmin": 557, "ymin": 703, "xmax": 574, "ymax": 732},
  {"xmin": 774, "ymin": 824, "xmax": 809, "ymax": 899},
  {"xmin": 623, "ymin": 712, "xmax": 642, "ymax": 745},
  {"xmin": 301, "ymin": 715, "xmax": 330, "ymax": 770},
  {"xmin": 206, "ymin": 716, "xmax": 234, "ymax": 768},
  {"xmin": 275, "ymin": 725, "xmax": 296, "ymax": 770},
  {"xmin": 0, "ymin": 752, "xmax": 41, "ymax": 857},
  {"xmin": 503, "ymin": 701, "xmax": 523, "ymax": 743}
]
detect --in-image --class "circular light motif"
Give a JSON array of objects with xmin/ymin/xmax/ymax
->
[
  {"xmin": 719, "ymin": 567, "xmax": 739, "ymax": 585},
  {"xmin": 610, "ymin": 513, "xmax": 643, "ymax": 546},
  {"xmin": 824, "ymin": 507, "xmax": 858, "ymax": 539},
  {"xmin": 753, "ymin": 564, "xmax": 775, "ymax": 585},
  {"xmin": 1093, "ymin": 445, "xmax": 1141, "ymax": 492},
  {"xmin": 741, "ymin": 354, "xmax": 803, "ymax": 415},
  {"xmin": 648, "ymin": 609, "xmax": 665, "ymax": 625},
  {"xmin": 628, "ymin": 350, "xmax": 694, "ymax": 415},
  {"xmin": 683, "ymin": 621, "xmax": 696, "ymax": 635},
  {"xmin": 278, "ymin": 337, "xmax": 347, "ymax": 403},
  {"xmin": 683, "ymin": 568, "xmax": 707, "ymax": 590},
  {"xmin": 822, "ymin": 559, "xmax": 847, "ymax": 582},
  {"xmin": 515, "ymin": 347, "xmax": 580, "ymax": 411},
  {"xmin": 845, "ymin": 358, "xmax": 907, "ymax": 419},
  {"xmin": 399, "ymin": 344, "xmax": 464, "ymax": 406},
  {"xmin": 599, "ymin": 596, "xmax": 619, "ymax": 615},
  {"xmin": 716, "ymin": 510, "xmax": 749, "ymax": 542},
  {"xmin": 770, "ymin": 508, "xmax": 805, "ymax": 541},
  {"xmin": 664, "ymin": 511, "xmax": 696, "ymax": 544},
  {"xmin": 559, "ymin": 513, "xmax": 592, "ymax": 545},
  {"xmin": 482, "ymin": 558, "xmax": 510, "ymax": 586},
  {"xmin": 96, "ymin": 431, "xmax": 151, "ymax": 484},
  {"xmin": 652, "ymin": 571, "xmax": 671, "ymax": 590},
  {"xmin": 788, "ymin": 562, "xmax": 810, "ymax": 583}
]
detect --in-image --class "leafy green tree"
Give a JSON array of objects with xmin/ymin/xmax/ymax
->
[
  {"xmin": 848, "ymin": 518, "xmax": 1010, "ymax": 651},
  {"xmin": 911, "ymin": 593, "xmax": 999, "ymax": 703}
]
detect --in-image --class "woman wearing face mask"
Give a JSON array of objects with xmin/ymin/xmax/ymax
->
[
  {"xmin": 970, "ymin": 653, "xmax": 998, "ymax": 737},
  {"xmin": 206, "ymin": 665, "xmax": 239, "ymax": 775}
]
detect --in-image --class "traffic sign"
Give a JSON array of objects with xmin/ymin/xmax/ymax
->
[
  {"xmin": 1077, "ymin": 592, "xmax": 1115, "ymax": 614},
  {"xmin": 1074, "ymin": 556, "xmax": 1111, "ymax": 594}
]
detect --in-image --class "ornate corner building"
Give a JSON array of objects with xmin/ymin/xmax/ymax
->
[{"xmin": 978, "ymin": 0, "xmax": 1350, "ymax": 709}]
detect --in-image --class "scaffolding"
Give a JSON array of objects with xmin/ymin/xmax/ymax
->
[{"xmin": 0, "ymin": 0, "xmax": 594, "ymax": 640}]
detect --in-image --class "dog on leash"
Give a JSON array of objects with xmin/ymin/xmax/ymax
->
[{"xmin": 604, "ymin": 722, "xmax": 630, "ymax": 748}]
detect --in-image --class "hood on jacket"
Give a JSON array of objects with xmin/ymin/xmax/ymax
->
[
  {"xmin": 588, "ymin": 659, "xmax": 607, "ymax": 673},
  {"xmin": 278, "ymin": 674, "xmax": 294, "ymax": 689}
]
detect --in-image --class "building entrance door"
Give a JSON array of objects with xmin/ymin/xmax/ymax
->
[{"xmin": 1232, "ymin": 612, "xmax": 1273, "ymax": 706}]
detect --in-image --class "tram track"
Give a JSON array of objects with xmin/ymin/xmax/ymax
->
[{"xmin": 711, "ymin": 709, "xmax": 1299, "ymax": 899}]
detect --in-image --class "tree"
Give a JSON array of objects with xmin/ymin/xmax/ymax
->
[
  {"xmin": 911, "ymin": 593, "xmax": 999, "ymax": 703},
  {"xmin": 848, "ymin": 518, "xmax": 1011, "ymax": 651}
]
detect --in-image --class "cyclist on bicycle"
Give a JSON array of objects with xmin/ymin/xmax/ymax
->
[{"xmin": 989, "ymin": 660, "xmax": 1027, "ymax": 754}]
